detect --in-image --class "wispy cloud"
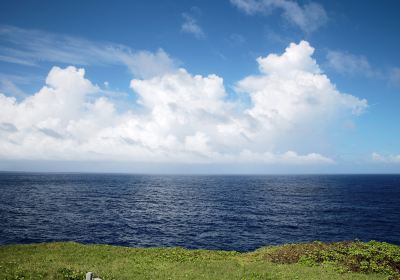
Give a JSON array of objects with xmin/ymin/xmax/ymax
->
[
  {"xmin": 181, "ymin": 11, "xmax": 205, "ymax": 39},
  {"xmin": 325, "ymin": 50, "xmax": 400, "ymax": 89},
  {"xmin": 0, "ymin": 25, "xmax": 178, "ymax": 79},
  {"xmin": 372, "ymin": 153, "xmax": 400, "ymax": 163},
  {"xmin": 389, "ymin": 67, "xmax": 400, "ymax": 88},
  {"xmin": 0, "ymin": 79, "xmax": 26, "ymax": 98},
  {"xmin": 0, "ymin": 54, "xmax": 38, "ymax": 66},
  {"xmin": 0, "ymin": 73, "xmax": 40, "ymax": 98},
  {"xmin": 227, "ymin": 33, "xmax": 246, "ymax": 46},
  {"xmin": 326, "ymin": 50, "xmax": 379, "ymax": 78},
  {"xmin": 230, "ymin": 0, "xmax": 328, "ymax": 33}
]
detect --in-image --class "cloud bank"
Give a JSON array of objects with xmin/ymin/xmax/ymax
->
[{"xmin": 0, "ymin": 41, "xmax": 367, "ymax": 165}]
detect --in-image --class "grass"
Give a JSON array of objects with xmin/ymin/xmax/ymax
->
[{"xmin": 0, "ymin": 241, "xmax": 399, "ymax": 279}]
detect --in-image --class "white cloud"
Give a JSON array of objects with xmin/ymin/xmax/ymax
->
[
  {"xmin": 326, "ymin": 50, "xmax": 378, "ymax": 77},
  {"xmin": 230, "ymin": 0, "xmax": 328, "ymax": 33},
  {"xmin": 0, "ymin": 73, "xmax": 37, "ymax": 99},
  {"xmin": 372, "ymin": 153, "xmax": 400, "ymax": 163},
  {"xmin": 236, "ymin": 41, "xmax": 367, "ymax": 137},
  {"xmin": 0, "ymin": 41, "xmax": 367, "ymax": 166},
  {"xmin": 120, "ymin": 49, "xmax": 177, "ymax": 79},
  {"xmin": 0, "ymin": 79, "xmax": 26, "ymax": 98},
  {"xmin": 181, "ymin": 13, "xmax": 205, "ymax": 39},
  {"xmin": 0, "ymin": 25, "xmax": 178, "ymax": 79}
]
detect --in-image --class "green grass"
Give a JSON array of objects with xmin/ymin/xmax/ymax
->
[{"xmin": 0, "ymin": 241, "xmax": 399, "ymax": 279}]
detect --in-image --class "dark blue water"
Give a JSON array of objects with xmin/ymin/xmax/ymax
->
[{"xmin": 0, "ymin": 173, "xmax": 399, "ymax": 252}]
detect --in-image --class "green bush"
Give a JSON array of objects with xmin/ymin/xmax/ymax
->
[{"xmin": 265, "ymin": 241, "xmax": 400, "ymax": 279}]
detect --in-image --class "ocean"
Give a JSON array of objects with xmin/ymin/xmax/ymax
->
[{"xmin": 0, "ymin": 173, "xmax": 399, "ymax": 252}]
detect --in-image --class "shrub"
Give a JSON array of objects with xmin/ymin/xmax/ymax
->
[{"xmin": 264, "ymin": 241, "xmax": 400, "ymax": 279}]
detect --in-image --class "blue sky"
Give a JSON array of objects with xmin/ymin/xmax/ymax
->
[{"xmin": 0, "ymin": 0, "xmax": 399, "ymax": 173}]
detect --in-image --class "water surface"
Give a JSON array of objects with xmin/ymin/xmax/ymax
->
[{"xmin": 0, "ymin": 173, "xmax": 399, "ymax": 251}]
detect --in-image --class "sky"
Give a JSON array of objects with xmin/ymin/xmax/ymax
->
[{"xmin": 0, "ymin": 0, "xmax": 399, "ymax": 174}]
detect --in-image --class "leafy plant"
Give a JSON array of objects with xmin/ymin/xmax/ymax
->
[{"xmin": 265, "ymin": 241, "xmax": 400, "ymax": 279}]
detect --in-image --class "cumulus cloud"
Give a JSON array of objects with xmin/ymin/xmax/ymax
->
[
  {"xmin": 0, "ymin": 41, "xmax": 367, "ymax": 165},
  {"xmin": 372, "ymin": 153, "xmax": 400, "ymax": 163},
  {"xmin": 326, "ymin": 50, "xmax": 378, "ymax": 78},
  {"xmin": 236, "ymin": 41, "xmax": 367, "ymax": 139},
  {"xmin": 230, "ymin": 0, "xmax": 328, "ymax": 33},
  {"xmin": 181, "ymin": 13, "xmax": 205, "ymax": 39}
]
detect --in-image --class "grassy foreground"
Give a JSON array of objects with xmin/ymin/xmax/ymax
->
[{"xmin": 0, "ymin": 241, "xmax": 399, "ymax": 280}]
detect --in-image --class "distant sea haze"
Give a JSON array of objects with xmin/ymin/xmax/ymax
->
[{"xmin": 0, "ymin": 173, "xmax": 399, "ymax": 252}]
